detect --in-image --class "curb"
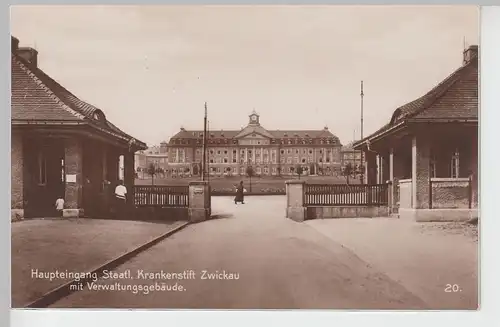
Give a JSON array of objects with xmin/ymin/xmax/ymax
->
[{"xmin": 24, "ymin": 221, "xmax": 190, "ymax": 308}]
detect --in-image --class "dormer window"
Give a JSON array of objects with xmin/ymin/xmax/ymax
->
[{"xmin": 92, "ymin": 109, "xmax": 105, "ymax": 122}]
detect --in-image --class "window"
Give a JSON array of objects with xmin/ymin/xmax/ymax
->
[
  {"xmin": 224, "ymin": 150, "xmax": 228, "ymax": 155},
  {"xmin": 287, "ymin": 158, "xmax": 292, "ymax": 164},
  {"xmin": 280, "ymin": 150, "xmax": 285, "ymax": 154},
  {"xmin": 240, "ymin": 167, "xmax": 245, "ymax": 174},
  {"xmin": 240, "ymin": 159, "xmax": 245, "ymax": 164},
  {"xmin": 60, "ymin": 158, "xmax": 64, "ymax": 182},
  {"xmin": 264, "ymin": 167, "xmax": 269, "ymax": 174},
  {"xmin": 224, "ymin": 158, "xmax": 228, "ymax": 163},
  {"xmin": 281, "ymin": 157, "xmax": 286, "ymax": 164},
  {"xmin": 210, "ymin": 159, "xmax": 214, "ymax": 164},
  {"xmin": 217, "ymin": 150, "xmax": 221, "ymax": 155},
  {"xmin": 295, "ymin": 149, "xmax": 299, "ymax": 154},
  {"xmin": 256, "ymin": 167, "xmax": 261, "ymax": 174},
  {"xmin": 38, "ymin": 149, "xmax": 47, "ymax": 185},
  {"xmin": 309, "ymin": 149, "xmax": 313, "ymax": 154},
  {"xmin": 233, "ymin": 158, "xmax": 237, "ymax": 163},
  {"xmin": 301, "ymin": 158, "xmax": 306, "ymax": 163},
  {"xmin": 451, "ymin": 149, "xmax": 460, "ymax": 178},
  {"xmin": 287, "ymin": 149, "xmax": 291, "ymax": 154}
]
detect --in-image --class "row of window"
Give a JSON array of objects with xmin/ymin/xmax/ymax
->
[
  {"xmin": 193, "ymin": 148, "xmax": 337, "ymax": 156},
  {"xmin": 170, "ymin": 138, "xmax": 338, "ymax": 146}
]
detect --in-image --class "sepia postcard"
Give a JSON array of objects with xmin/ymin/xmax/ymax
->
[{"xmin": 10, "ymin": 5, "xmax": 479, "ymax": 310}]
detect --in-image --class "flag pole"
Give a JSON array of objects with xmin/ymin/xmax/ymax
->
[
  {"xmin": 202, "ymin": 102, "xmax": 207, "ymax": 181},
  {"xmin": 207, "ymin": 119, "xmax": 210, "ymax": 183},
  {"xmin": 360, "ymin": 80, "xmax": 365, "ymax": 184}
]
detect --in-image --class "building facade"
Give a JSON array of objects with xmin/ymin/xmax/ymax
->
[
  {"xmin": 341, "ymin": 142, "xmax": 364, "ymax": 169},
  {"xmin": 165, "ymin": 112, "xmax": 342, "ymax": 177},
  {"xmin": 135, "ymin": 143, "xmax": 169, "ymax": 178}
]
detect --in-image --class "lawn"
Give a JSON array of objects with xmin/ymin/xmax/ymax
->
[
  {"xmin": 136, "ymin": 175, "xmax": 359, "ymax": 193},
  {"xmin": 11, "ymin": 218, "xmax": 185, "ymax": 307}
]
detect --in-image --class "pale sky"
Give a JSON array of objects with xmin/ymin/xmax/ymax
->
[{"xmin": 10, "ymin": 5, "xmax": 478, "ymax": 146}]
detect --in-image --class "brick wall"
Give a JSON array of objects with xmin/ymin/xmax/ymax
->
[
  {"xmin": 11, "ymin": 133, "xmax": 23, "ymax": 209},
  {"xmin": 431, "ymin": 179, "xmax": 470, "ymax": 209},
  {"xmin": 64, "ymin": 138, "xmax": 83, "ymax": 209}
]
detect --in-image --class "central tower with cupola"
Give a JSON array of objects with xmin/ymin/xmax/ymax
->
[{"xmin": 248, "ymin": 110, "xmax": 260, "ymax": 126}]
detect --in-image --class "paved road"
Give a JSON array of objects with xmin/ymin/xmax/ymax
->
[{"xmin": 52, "ymin": 196, "xmax": 426, "ymax": 309}]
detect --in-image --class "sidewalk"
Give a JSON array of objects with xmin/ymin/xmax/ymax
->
[
  {"xmin": 306, "ymin": 218, "xmax": 478, "ymax": 310},
  {"xmin": 11, "ymin": 218, "xmax": 186, "ymax": 307}
]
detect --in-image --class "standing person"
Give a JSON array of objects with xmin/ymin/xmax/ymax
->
[
  {"xmin": 114, "ymin": 180, "xmax": 128, "ymax": 219},
  {"xmin": 55, "ymin": 196, "xmax": 65, "ymax": 217},
  {"xmin": 234, "ymin": 181, "xmax": 245, "ymax": 205}
]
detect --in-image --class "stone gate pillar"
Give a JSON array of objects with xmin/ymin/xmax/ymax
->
[
  {"xmin": 286, "ymin": 180, "xmax": 306, "ymax": 222},
  {"xmin": 189, "ymin": 181, "xmax": 211, "ymax": 223}
]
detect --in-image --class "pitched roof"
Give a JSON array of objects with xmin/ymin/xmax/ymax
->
[
  {"xmin": 353, "ymin": 45, "xmax": 478, "ymax": 148},
  {"xmin": 11, "ymin": 55, "xmax": 84, "ymax": 121},
  {"xmin": 11, "ymin": 41, "xmax": 147, "ymax": 150},
  {"xmin": 169, "ymin": 127, "xmax": 340, "ymax": 142}
]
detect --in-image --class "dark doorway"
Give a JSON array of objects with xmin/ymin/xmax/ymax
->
[{"xmin": 24, "ymin": 138, "xmax": 65, "ymax": 218}]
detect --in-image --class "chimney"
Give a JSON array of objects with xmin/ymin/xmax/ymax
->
[
  {"xmin": 463, "ymin": 45, "xmax": 478, "ymax": 65},
  {"xmin": 11, "ymin": 36, "xmax": 19, "ymax": 53},
  {"xmin": 17, "ymin": 47, "xmax": 38, "ymax": 68}
]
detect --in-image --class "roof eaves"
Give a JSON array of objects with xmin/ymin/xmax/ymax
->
[{"xmin": 352, "ymin": 121, "xmax": 406, "ymax": 149}]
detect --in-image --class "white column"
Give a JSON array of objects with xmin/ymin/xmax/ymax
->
[
  {"xmin": 389, "ymin": 148, "xmax": 394, "ymax": 182},
  {"xmin": 376, "ymin": 154, "xmax": 381, "ymax": 184},
  {"xmin": 411, "ymin": 136, "xmax": 417, "ymax": 209}
]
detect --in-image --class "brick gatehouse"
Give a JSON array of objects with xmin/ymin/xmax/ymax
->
[{"xmin": 11, "ymin": 36, "xmax": 147, "ymax": 220}]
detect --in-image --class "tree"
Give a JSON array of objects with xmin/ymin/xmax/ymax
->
[
  {"xmin": 342, "ymin": 162, "xmax": 354, "ymax": 185},
  {"xmin": 147, "ymin": 163, "xmax": 156, "ymax": 185},
  {"xmin": 246, "ymin": 166, "xmax": 255, "ymax": 192},
  {"xmin": 356, "ymin": 164, "xmax": 365, "ymax": 183},
  {"xmin": 295, "ymin": 165, "xmax": 304, "ymax": 179}
]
